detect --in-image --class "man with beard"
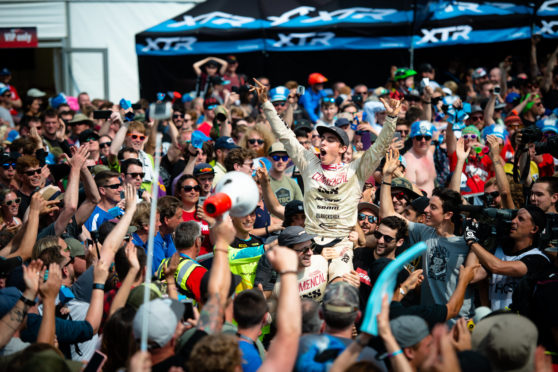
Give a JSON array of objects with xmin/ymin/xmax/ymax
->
[{"xmin": 15, "ymin": 155, "xmax": 43, "ymax": 219}]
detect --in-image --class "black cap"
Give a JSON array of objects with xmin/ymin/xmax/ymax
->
[
  {"xmin": 410, "ymin": 196, "xmax": 430, "ymax": 215},
  {"xmin": 523, "ymin": 205, "xmax": 547, "ymax": 234},
  {"xmin": 284, "ymin": 200, "xmax": 304, "ymax": 221},
  {"xmin": 316, "ymin": 125, "xmax": 350, "ymax": 147},
  {"xmin": 334, "ymin": 118, "xmax": 351, "ymax": 128},
  {"xmin": 78, "ymin": 129, "xmax": 99, "ymax": 144},
  {"xmin": 278, "ymin": 226, "xmax": 316, "ymax": 246}
]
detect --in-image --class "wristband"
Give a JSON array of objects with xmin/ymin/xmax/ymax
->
[
  {"xmin": 279, "ymin": 270, "xmax": 297, "ymax": 276},
  {"xmin": 19, "ymin": 295, "xmax": 36, "ymax": 307},
  {"xmin": 382, "ymin": 181, "xmax": 391, "ymax": 186},
  {"xmin": 388, "ymin": 349, "xmax": 403, "ymax": 358},
  {"xmin": 92, "ymin": 283, "xmax": 105, "ymax": 291},
  {"xmin": 399, "ymin": 287, "xmax": 406, "ymax": 296},
  {"xmin": 265, "ymin": 226, "xmax": 269, "ymax": 235}
]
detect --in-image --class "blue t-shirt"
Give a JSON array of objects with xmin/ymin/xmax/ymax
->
[
  {"xmin": 84, "ymin": 205, "xmax": 123, "ymax": 232},
  {"xmin": 239, "ymin": 339, "xmax": 262, "ymax": 372},
  {"xmin": 152, "ymin": 232, "xmax": 176, "ymax": 275}
]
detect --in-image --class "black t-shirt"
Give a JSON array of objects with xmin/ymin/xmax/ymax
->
[
  {"xmin": 352, "ymin": 247, "xmax": 377, "ymax": 311},
  {"xmin": 16, "ymin": 190, "xmax": 31, "ymax": 220},
  {"xmin": 531, "ymin": 271, "xmax": 558, "ymax": 362},
  {"xmin": 230, "ymin": 235, "xmax": 263, "ymax": 249},
  {"xmin": 254, "ymin": 254, "xmax": 277, "ymax": 291}
]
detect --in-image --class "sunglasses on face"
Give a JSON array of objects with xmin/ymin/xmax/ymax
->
[
  {"xmin": 183, "ymin": 185, "xmax": 201, "ymax": 192},
  {"xmin": 4, "ymin": 198, "xmax": 21, "ymax": 206},
  {"xmin": 271, "ymin": 155, "xmax": 289, "ymax": 162},
  {"xmin": 173, "ymin": 114, "xmax": 184, "ymax": 120},
  {"xmin": 100, "ymin": 142, "xmax": 112, "ymax": 148},
  {"xmin": 288, "ymin": 95, "xmax": 296, "ymax": 100},
  {"xmin": 83, "ymin": 137, "xmax": 98, "ymax": 143},
  {"xmin": 414, "ymin": 135, "xmax": 431, "ymax": 141},
  {"xmin": 2, "ymin": 162, "xmax": 15, "ymax": 170},
  {"xmin": 24, "ymin": 168, "xmax": 41, "ymax": 176},
  {"xmin": 392, "ymin": 191, "xmax": 409, "ymax": 202},
  {"xmin": 373, "ymin": 230, "xmax": 395, "ymax": 243},
  {"xmin": 482, "ymin": 191, "xmax": 500, "ymax": 200},
  {"xmin": 127, "ymin": 172, "xmax": 145, "ymax": 179},
  {"xmin": 292, "ymin": 244, "xmax": 314, "ymax": 253},
  {"xmin": 103, "ymin": 183, "xmax": 122, "ymax": 189},
  {"xmin": 322, "ymin": 97, "xmax": 336, "ymax": 104},
  {"xmin": 272, "ymin": 101, "xmax": 286, "ymax": 107},
  {"xmin": 127, "ymin": 134, "xmax": 146, "ymax": 141},
  {"xmin": 358, "ymin": 213, "xmax": 377, "ymax": 224},
  {"xmin": 63, "ymin": 256, "xmax": 75, "ymax": 268},
  {"xmin": 397, "ymin": 130, "xmax": 409, "ymax": 136},
  {"xmin": 463, "ymin": 134, "xmax": 477, "ymax": 140},
  {"xmin": 248, "ymin": 139, "xmax": 264, "ymax": 145},
  {"xmin": 470, "ymin": 116, "xmax": 483, "ymax": 121}
]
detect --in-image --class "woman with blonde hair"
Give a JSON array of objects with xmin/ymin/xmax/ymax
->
[{"xmin": 239, "ymin": 124, "xmax": 275, "ymax": 158}]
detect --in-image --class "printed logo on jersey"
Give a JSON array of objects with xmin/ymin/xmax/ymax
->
[{"xmin": 427, "ymin": 244, "xmax": 449, "ymax": 281}]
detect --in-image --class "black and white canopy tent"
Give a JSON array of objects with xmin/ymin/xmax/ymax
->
[{"xmin": 136, "ymin": 0, "xmax": 558, "ymax": 99}]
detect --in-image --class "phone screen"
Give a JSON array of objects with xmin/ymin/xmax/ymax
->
[
  {"xmin": 394, "ymin": 132, "xmax": 402, "ymax": 141},
  {"xmin": 83, "ymin": 351, "xmax": 107, "ymax": 372}
]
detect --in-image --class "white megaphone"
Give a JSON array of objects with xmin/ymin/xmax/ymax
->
[{"xmin": 203, "ymin": 171, "xmax": 259, "ymax": 217}]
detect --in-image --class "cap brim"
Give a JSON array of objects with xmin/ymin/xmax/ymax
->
[
  {"xmin": 316, "ymin": 126, "xmax": 347, "ymax": 146},
  {"xmin": 358, "ymin": 202, "xmax": 379, "ymax": 215}
]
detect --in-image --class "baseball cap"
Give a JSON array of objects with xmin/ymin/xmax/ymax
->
[
  {"xmin": 394, "ymin": 68, "xmax": 417, "ymax": 82},
  {"xmin": 69, "ymin": 113, "xmax": 93, "ymax": 126},
  {"xmin": 127, "ymin": 282, "xmax": 163, "ymax": 310},
  {"xmin": 390, "ymin": 315, "xmax": 430, "ymax": 348},
  {"xmin": 322, "ymin": 282, "xmax": 359, "ymax": 314},
  {"xmin": 505, "ymin": 92, "xmax": 520, "ymax": 104},
  {"xmin": 226, "ymin": 55, "xmax": 238, "ymax": 64},
  {"xmin": 133, "ymin": 298, "xmax": 183, "ymax": 348},
  {"xmin": 373, "ymin": 87, "xmax": 389, "ymax": 97},
  {"xmin": 191, "ymin": 130, "xmax": 211, "ymax": 149},
  {"xmin": 409, "ymin": 196, "xmax": 430, "ymax": 215},
  {"xmin": 0, "ymin": 287, "xmax": 23, "ymax": 317},
  {"xmin": 78, "ymin": 129, "xmax": 99, "ymax": 144},
  {"xmin": 0, "ymin": 68, "xmax": 10, "ymax": 76},
  {"xmin": 64, "ymin": 238, "xmax": 85, "ymax": 258},
  {"xmin": 484, "ymin": 124, "xmax": 507, "ymax": 141},
  {"xmin": 472, "ymin": 313, "xmax": 537, "ymax": 372},
  {"xmin": 358, "ymin": 202, "xmax": 379, "ymax": 215},
  {"xmin": 203, "ymin": 97, "xmax": 219, "ymax": 110},
  {"xmin": 278, "ymin": 226, "xmax": 316, "ymax": 247},
  {"xmin": 50, "ymin": 93, "xmax": 68, "ymax": 109},
  {"xmin": 334, "ymin": 118, "xmax": 351, "ymax": 128},
  {"xmin": 269, "ymin": 86, "xmax": 289, "ymax": 102},
  {"xmin": 284, "ymin": 200, "xmax": 304, "ymax": 221},
  {"xmin": 470, "ymin": 105, "xmax": 483, "ymax": 114},
  {"xmin": 536, "ymin": 118, "xmax": 558, "ymax": 134},
  {"xmin": 215, "ymin": 136, "xmax": 239, "ymax": 150},
  {"xmin": 494, "ymin": 100, "xmax": 506, "ymax": 110},
  {"xmin": 391, "ymin": 177, "xmax": 421, "ymax": 200},
  {"xmin": 0, "ymin": 84, "xmax": 9, "ymax": 96},
  {"xmin": 316, "ymin": 125, "xmax": 350, "ymax": 147},
  {"xmin": 90, "ymin": 164, "xmax": 110, "ymax": 176},
  {"xmin": 472, "ymin": 67, "xmax": 487, "ymax": 79},
  {"xmin": 409, "ymin": 121, "xmax": 435, "ymax": 138},
  {"xmin": 268, "ymin": 142, "xmax": 286, "ymax": 155},
  {"xmin": 27, "ymin": 88, "xmax": 46, "ymax": 98},
  {"xmin": 193, "ymin": 162, "xmax": 214, "ymax": 176}
]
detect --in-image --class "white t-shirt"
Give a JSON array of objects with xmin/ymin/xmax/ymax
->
[{"xmin": 273, "ymin": 255, "xmax": 329, "ymax": 302}]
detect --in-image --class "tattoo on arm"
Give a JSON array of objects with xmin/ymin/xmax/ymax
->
[
  {"xmin": 197, "ymin": 293, "xmax": 223, "ymax": 335},
  {"xmin": 0, "ymin": 303, "xmax": 29, "ymax": 331}
]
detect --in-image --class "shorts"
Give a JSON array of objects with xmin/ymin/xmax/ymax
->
[{"xmin": 314, "ymin": 236, "xmax": 354, "ymax": 281}]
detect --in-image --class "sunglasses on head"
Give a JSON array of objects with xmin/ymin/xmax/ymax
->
[
  {"xmin": 2, "ymin": 162, "xmax": 15, "ymax": 170},
  {"xmin": 4, "ymin": 197, "xmax": 21, "ymax": 206},
  {"xmin": 373, "ymin": 230, "xmax": 395, "ymax": 243},
  {"xmin": 248, "ymin": 139, "xmax": 264, "ymax": 145},
  {"xmin": 463, "ymin": 134, "xmax": 477, "ymax": 140},
  {"xmin": 358, "ymin": 213, "xmax": 377, "ymax": 224},
  {"xmin": 24, "ymin": 168, "xmax": 41, "ymax": 176},
  {"xmin": 100, "ymin": 142, "xmax": 112, "ymax": 148},
  {"xmin": 271, "ymin": 155, "xmax": 289, "ymax": 162},
  {"xmin": 322, "ymin": 97, "xmax": 336, "ymax": 104},
  {"xmin": 414, "ymin": 135, "xmax": 431, "ymax": 141},
  {"xmin": 127, "ymin": 134, "xmax": 146, "ymax": 141},
  {"xmin": 103, "ymin": 182, "xmax": 122, "ymax": 189},
  {"xmin": 391, "ymin": 191, "xmax": 409, "ymax": 201},
  {"xmin": 127, "ymin": 172, "xmax": 145, "ymax": 179},
  {"xmin": 183, "ymin": 185, "xmax": 201, "ymax": 192}
]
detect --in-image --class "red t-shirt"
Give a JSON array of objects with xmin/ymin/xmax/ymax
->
[
  {"xmin": 197, "ymin": 122, "xmax": 212, "ymax": 137},
  {"xmin": 449, "ymin": 151, "xmax": 494, "ymax": 194},
  {"xmin": 185, "ymin": 266, "xmax": 206, "ymax": 302},
  {"xmin": 182, "ymin": 210, "xmax": 212, "ymax": 255},
  {"xmin": 538, "ymin": 154, "xmax": 555, "ymax": 178}
]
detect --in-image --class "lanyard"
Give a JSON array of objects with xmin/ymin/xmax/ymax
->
[{"xmin": 178, "ymin": 252, "xmax": 200, "ymax": 265}]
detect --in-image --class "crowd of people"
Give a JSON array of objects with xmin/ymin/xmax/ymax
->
[{"xmin": 0, "ymin": 38, "xmax": 558, "ymax": 372}]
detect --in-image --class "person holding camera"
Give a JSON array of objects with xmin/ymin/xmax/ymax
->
[{"xmin": 464, "ymin": 205, "xmax": 551, "ymax": 311}]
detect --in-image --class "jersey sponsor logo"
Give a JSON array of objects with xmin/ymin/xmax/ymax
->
[
  {"xmin": 272, "ymin": 32, "xmax": 335, "ymax": 48},
  {"xmin": 356, "ymin": 267, "xmax": 371, "ymax": 286},
  {"xmin": 170, "ymin": 12, "xmax": 256, "ymax": 28},
  {"xmin": 141, "ymin": 37, "xmax": 197, "ymax": 52},
  {"xmin": 492, "ymin": 278, "xmax": 518, "ymax": 294},
  {"xmin": 317, "ymin": 205, "xmax": 340, "ymax": 210},
  {"xmin": 416, "ymin": 25, "xmax": 472, "ymax": 45},
  {"xmin": 316, "ymin": 213, "xmax": 339, "ymax": 219},
  {"xmin": 427, "ymin": 244, "xmax": 449, "ymax": 281},
  {"xmin": 299, "ymin": 270, "xmax": 327, "ymax": 292},
  {"xmin": 317, "ymin": 186, "xmax": 339, "ymax": 195},
  {"xmin": 312, "ymin": 172, "xmax": 348, "ymax": 187},
  {"xmin": 315, "ymin": 196, "xmax": 341, "ymax": 202}
]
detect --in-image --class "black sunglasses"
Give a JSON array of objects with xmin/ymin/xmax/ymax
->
[
  {"xmin": 482, "ymin": 191, "xmax": 500, "ymax": 200},
  {"xmin": 414, "ymin": 135, "xmax": 432, "ymax": 141},
  {"xmin": 271, "ymin": 155, "xmax": 289, "ymax": 162},
  {"xmin": 103, "ymin": 183, "xmax": 122, "ymax": 189},
  {"xmin": 248, "ymin": 139, "xmax": 264, "ymax": 145},
  {"xmin": 24, "ymin": 168, "xmax": 41, "ymax": 176},
  {"xmin": 358, "ymin": 213, "xmax": 377, "ymax": 224},
  {"xmin": 183, "ymin": 185, "xmax": 201, "ymax": 192},
  {"xmin": 100, "ymin": 142, "xmax": 112, "ymax": 148},
  {"xmin": 373, "ymin": 230, "xmax": 395, "ymax": 243},
  {"xmin": 292, "ymin": 243, "xmax": 314, "ymax": 253},
  {"xmin": 127, "ymin": 172, "xmax": 145, "ymax": 179},
  {"xmin": 4, "ymin": 198, "xmax": 21, "ymax": 206},
  {"xmin": 2, "ymin": 162, "xmax": 16, "ymax": 170}
]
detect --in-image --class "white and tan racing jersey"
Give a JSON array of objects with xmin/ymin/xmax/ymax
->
[
  {"xmin": 273, "ymin": 254, "xmax": 329, "ymax": 302},
  {"xmin": 263, "ymin": 101, "xmax": 396, "ymax": 238}
]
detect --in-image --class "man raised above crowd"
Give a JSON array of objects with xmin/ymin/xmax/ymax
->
[{"xmin": 253, "ymin": 79, "xmax": 399, "ymax": 282}]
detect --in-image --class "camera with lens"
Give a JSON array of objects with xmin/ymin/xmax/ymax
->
[
  {"xmin": 534, "ymin": 135, "xmax": 558, "ymax": 159},
  {"xmin": 459, "ymin": 206, "xmax": 518, "ymax": 251},
  {"xmin": 352, "ymin": 93, "xmax": 363, "ymax": 108},
  {"xmin": 520, "ymin": 126, "xmax": 542, "ymax": 146},
  {"xmin": 540, "ymin": 213, "xmax": 558, "ymax": 249}
]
